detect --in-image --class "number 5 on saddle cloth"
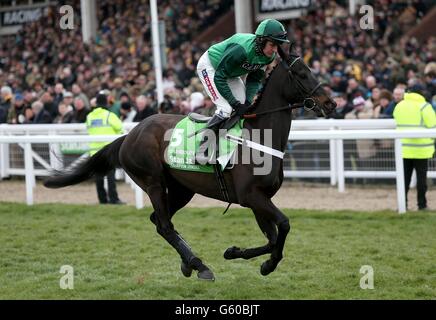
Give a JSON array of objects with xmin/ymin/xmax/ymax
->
[{"xmin": 166, "ymin": 113, "xmax": 243, "ymax": 174}]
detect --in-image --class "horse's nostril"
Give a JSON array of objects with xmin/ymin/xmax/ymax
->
[
  {"xmin": 327, "ymin": 101, "xmax": 337, "ymax": 110},
  {"xmin": 321, "ymin": 101, "xmax": 336, "ymax": 116}
]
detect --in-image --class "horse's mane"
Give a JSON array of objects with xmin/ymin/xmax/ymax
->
[{"xmin": 252, "ymin": 62, "xmax": 281, "ymax": 108}]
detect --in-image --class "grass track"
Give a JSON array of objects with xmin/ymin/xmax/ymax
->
[{"xmin": 0, "ymin": 202, "xmax": 435, "ymax": 299}]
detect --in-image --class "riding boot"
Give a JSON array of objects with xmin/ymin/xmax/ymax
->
[
  {"xmin": 196, "ymin": 114, "xmax": 227, "ymax": 164},
  {"xmin": 206, "ymin": 113, "xmax": 227, "ymax": 130}
]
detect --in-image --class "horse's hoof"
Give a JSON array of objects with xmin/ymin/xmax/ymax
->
[
  {"xmin": 197, "ymin": 269, "xmax": 215, "ymax": 281},
  {"xmin": 180, "ymin": 260, "xmax": 193, "ymax": 278},
  {"xmin": 224, "ymin": 246, "xmax": 241, "ymax": 260},
  {"xmin": 260, "ymin": 260, "xmax": 275, "ymax": 276}
]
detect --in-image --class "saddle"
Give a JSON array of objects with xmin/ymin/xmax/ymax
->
[{"xmin": 188, "ymin": 113, "xmax": 210, "ymax": 123}]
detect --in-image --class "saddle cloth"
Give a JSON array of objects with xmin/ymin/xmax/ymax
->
[{"xmin": 166, "ymin": 114, "xmax": 244, "ymax": 173}]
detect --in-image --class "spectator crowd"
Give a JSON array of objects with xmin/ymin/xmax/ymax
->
[
  {"xmin": 288, "ymin": 0, "xmax": 435, "ymax": 119},
  {"xmin": 0, "ymin": 0, "xmax": 435, "ymax": 126}
]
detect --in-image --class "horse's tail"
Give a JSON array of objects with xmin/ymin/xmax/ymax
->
[{"xmin": 43, "ymin": 135, "xmax": 126, "ymax": 188}]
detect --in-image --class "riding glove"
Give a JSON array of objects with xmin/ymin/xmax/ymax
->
[{"xmin": 232, "ymin": 101, "xmax": 251, "ymax": 116}]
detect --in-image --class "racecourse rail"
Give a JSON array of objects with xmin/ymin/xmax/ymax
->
[{"xmin": 1, "ymin": 120, "xmax": 436, "ymax": 213}]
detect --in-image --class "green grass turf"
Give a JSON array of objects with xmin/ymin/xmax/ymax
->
[{"xmin": 0, "ymin": 202, "xmax": 435, "ymax": 299}]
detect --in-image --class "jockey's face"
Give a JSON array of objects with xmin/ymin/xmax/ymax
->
[{"xmin": 263, "ymin": 41, "xmax": 278, "ymax": 58}]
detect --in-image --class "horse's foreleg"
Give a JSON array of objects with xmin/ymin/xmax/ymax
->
[
  {"xmin": 260, "ymin": 215, "xmax": 290, "ymax": 276},
  {"xmin": 224, "ymin": 213, "xmax": 276, "ymax": 260},
  {"xmin": 147, "ymin": 183, "xmax": 214, "ymax": 280},
  {"xmin": 224, "ymin": 244, "xmax": 273, "ymax": 260},
  {"xmin": 240, "ymin": 192, "xmax": 290, "ymax": 276},
  {"xmin": 258, "ymin": 202, "xmax": 290, "ymax": 276}
]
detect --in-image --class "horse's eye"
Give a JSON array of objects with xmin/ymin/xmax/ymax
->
[{"xmin": 298, "ymin": 73, "xmax": 308, "ymax": 79}]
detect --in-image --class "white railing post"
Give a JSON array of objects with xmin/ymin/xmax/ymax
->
[
  {"xmin": 125, "ymin": 174, "xmax": 135, "ymax": 190},
  {"xmin": 336, "ymin": 139, "xmax": 345, "ymax": 192},
  {"xmin": 24, "ymin": 142, "xmax": 34, "ymax": 205},
  {"xmin": 329, "ymin": 130, "xmax": 337, "ymax": 186},
  {"xmin": 0, "ymin": 131, "xmax": 10, "ymax": 179},
  {"xmin": 123, "ymin": 171, "xmax": 144, "ymax": 208},
  {"xmin": 135, "ymin": 184, "xmax": 144, "ymax": 209},
  {"xmin": 395, "ymin": 138, "xmax": 406, "ymax": 214},
  {"xmin": 25, "ymin": 129, "xmax": 36, "ymax": 188},
  {"xmin": 49, "ymin": 131, "xmax": 63, "ymax": 170}
]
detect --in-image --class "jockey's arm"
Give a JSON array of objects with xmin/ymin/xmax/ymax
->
[
  {"xmin": 245, "ymin": 68, "xmax": 265, "ymax": 104},
  {"xmin": 214, "ymin": 44, "xmax": 247, "ymax": 108}
]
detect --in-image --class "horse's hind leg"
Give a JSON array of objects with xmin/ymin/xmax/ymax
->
[
  {"xmin": 149, "ymin": 177, "xmax": 197, "ymax": 278},
  {"xmin": 224, "ymin": 212, "xmax": 276, "ymax": 260},
  {"xmin": 148, "ymin": 179, "xmax": 194, "ymax": 224},
  {"xmin": 147, "ymin": 180, "xmax": 214, "ymax": 280}
]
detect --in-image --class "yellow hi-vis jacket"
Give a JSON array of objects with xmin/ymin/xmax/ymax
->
[
  {"xmin": 393, "ymin": 93, "xmax": 436, "ymax": 159},
  {"xmin": 86, "ymin": 107, "xmax": 123, "ymax": 155}
]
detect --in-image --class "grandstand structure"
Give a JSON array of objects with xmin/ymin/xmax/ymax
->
[{"xmin": 0, "ymin": 0, "xmax": 54, "ymax": 36}]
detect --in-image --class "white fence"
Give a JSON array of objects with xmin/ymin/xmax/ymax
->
[
  {"xmin": 0, "ymin": 122, "xmax": 137, "ymax": 178},
  {"xmin": 1, "ymin": 120, "xmax": 436, "ymax": 213},
  {"xmin": 0, "ymin": 119, "xmax": 402, "ymax": 180}
]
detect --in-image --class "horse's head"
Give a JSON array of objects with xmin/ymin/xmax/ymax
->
[{"xmin": 278, "ymin": 44, "xmax": 336, "ymax": 117}]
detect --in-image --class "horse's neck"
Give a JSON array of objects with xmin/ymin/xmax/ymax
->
[{"xmin": 247, "ymin": 66, "xmax": 292, "ymax": 152}]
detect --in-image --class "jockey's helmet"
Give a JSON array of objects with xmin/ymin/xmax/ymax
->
[{"xmin": 255, "ymin": 19, "xmax": 290, "ymax": 44}]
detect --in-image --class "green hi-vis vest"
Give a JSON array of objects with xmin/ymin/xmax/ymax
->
[
  {"xmin": 86, "ymin": 107, "xmax": 123, "ymax": 155},
  {"xmin": 393, "ymin": 93, "xmax": 436, "ymax": 159},
  {"xmin": 207, "ymin": 33, "xmax": 275, "ymax": 106}
]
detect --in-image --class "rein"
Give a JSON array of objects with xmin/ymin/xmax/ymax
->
[{"xmin": 243, "ymin": 102, "xmax": 305, "ymax": 119}]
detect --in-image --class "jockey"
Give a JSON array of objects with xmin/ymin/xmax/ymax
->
[{"xmin": 196, "ymin": 19, "xmax": 290, "ymax": 131}]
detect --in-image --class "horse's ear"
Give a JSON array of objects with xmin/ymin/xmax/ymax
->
[
  {"xmin": 289, "ymin": 42, "xmax": 296, "ymax": 56},
  {"xmin": 277, "ymin": 45, "xmax": 289, "ymax": 64}
]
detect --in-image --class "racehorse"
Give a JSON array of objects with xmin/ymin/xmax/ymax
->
[{"xmin": 44, "ymin": 45, "xmax": 336, "ymax": 281}]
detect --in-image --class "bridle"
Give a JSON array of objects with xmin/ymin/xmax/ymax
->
[
  {"xmin": 244, "ymin": 54, "xmax": 325, "ymax": 119},
  {"xmin": 287, "ymin": 55, "xmax": 323, "ymax": 113}
]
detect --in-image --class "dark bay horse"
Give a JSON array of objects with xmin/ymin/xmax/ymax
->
[{"xmin": 44, "ymin": 46, "xmax": 336, "ymax": 280}]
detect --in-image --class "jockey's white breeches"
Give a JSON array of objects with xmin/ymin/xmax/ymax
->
[{"xmin": 196, "ymin": 51, "xmax": 246, "ymax": 118}]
